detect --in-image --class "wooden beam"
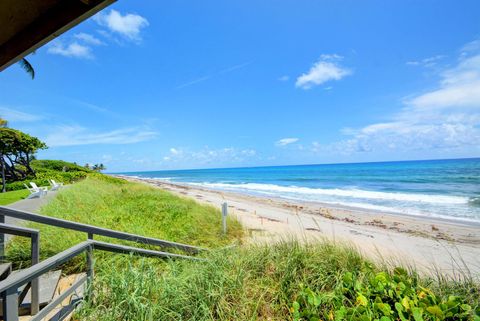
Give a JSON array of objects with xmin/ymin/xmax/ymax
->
[{"xmin": 0, "ymin": 0, "xmax": 116, "ymax": 71}]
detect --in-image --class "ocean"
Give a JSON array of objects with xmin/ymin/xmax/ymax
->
[{"xmin": 120, "ymin": 158, "xmax": 480, "ymax": 223}]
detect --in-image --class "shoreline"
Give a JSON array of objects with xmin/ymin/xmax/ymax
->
[{"xmin": 115, "ymin": 175, "xmax": 480, "ymax": 277}]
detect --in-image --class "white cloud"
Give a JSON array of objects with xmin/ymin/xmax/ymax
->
[
  {"xmin": 162, "ymin": 147, "xmax": 257, "ymax": 166},
  {"xmin": 93, "ymin": 9, "xmax": 149, "ymax": 41},
  {"xmin": 278, "ymin": 75, "xmax": 289, "ymax": 81},
  {"xmin": 315, "ymin": 42, "xmax": 480, "ymax": 156},
  {"xmin": 44, "ymin": 126, "xmax": 157, "ymax": 147},
  {"xmin": 74, "ymin": 33, "xmax": 104, "ymax": 46},
  {"xmin": 276, "ymin": 138, "xmax": 299, "ymax": 146},
  {"xmin": 406, "ymin": 55, "xmax": 445, "ymax": 67},
  {"xmin": 47, "ymin": 41, "xmax": 93, "ymax": 59},
  {"xmin": 0, "ymin": 106, "xmax": 43, "ymax": 122},
  {"xmin": 461, "ymin": 39, "xmax": 480, "ymax": 56},
  {"xmin": 296, "ymin": 54, "xmax": 352, "ymax": 89},
  {"xmin": 409, "ymin": 80, "xmax": 480, "ymax": 110},
  {"xmin": 408, "ymin": 55, "xmax": 480, "ymax": 110},
  {"xmin": 47, "ymin": 11, "xmax": 148, "ymax": 61}
]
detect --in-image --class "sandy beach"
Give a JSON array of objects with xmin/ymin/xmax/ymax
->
[{"xmin": 116, "ymin": 175, "xmax": 480, "ymax": 278}]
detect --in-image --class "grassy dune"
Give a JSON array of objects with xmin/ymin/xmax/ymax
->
[
  {"xmin": 6, "ymin": 176, "xmax": 243, "ymax": 271},
  {"xmin": 78, "ymin": 241, "xmax": 480, "ymax": 321}
]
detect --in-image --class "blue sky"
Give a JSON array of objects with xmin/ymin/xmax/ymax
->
[{"xmin": 1, "ymin": 0, "xmax": 480, "ymax": 172}]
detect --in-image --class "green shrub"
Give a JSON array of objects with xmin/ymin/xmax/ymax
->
[
  {"xmin": 31, "ymin": 159, "xmax": 92, "ymax": 173},
  {"xmin": 6, "ymin": 171, "xmax": 88, "ymax": 191},
  {"xmin": 291, "ymin": 267, "xmax": 480, "ymax": 321},
  {"xmin": 5, "ymin": 159, "xmax": 101, "ymax": 191}
]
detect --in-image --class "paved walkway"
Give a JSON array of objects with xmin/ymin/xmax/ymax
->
[
  {"xmin": 3, "ymin": 190, "xmax": 60, "ymax": 241},
  {"xmin": 6, "ymin": 191, "xmax": 59, "ymax": 213}
]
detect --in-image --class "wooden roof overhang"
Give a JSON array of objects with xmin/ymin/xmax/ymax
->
[{"xmin": 0, "ymin": 0, "xmax": 116, "ymax": 71}]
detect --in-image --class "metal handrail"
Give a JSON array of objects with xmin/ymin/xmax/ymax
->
[
  {"xmin": 0, "ymin": 242, "xmax": 90, "ymax": 294},
  {"xmin": 30, "ymin": 274, "xmax": 87, "ymax": 321},
  {"xmin": 0, "ymin": 239, "xmax": 201, "ymax": 321},
  {"xmin": 0, "ymin": 223, "xmax": 40, "ymax": 315},
  {"xmin": 0, "ymin": 206, "xmax": 207, "ymax": 320},
  {"xmin": 91, "ymin": 240, "xmax": 204, "ymax": 261},
  {"xmin": 0, "ymin": 206, "xmax": 204, "ymax": 254}
]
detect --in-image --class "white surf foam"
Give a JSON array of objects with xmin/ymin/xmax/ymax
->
[{"xmin": 188, "ymin": 182, "xmax": 468, "ymax": 205}]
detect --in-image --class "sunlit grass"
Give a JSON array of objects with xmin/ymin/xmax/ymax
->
[
  {"xmin": 0, "ymin": 189, "xmax": 29, "ymax": 205},
  {"xmin": 6, "ymin": 176, "xmax": 243, "ymax": 272},
  {"xmin": 77, "ymin": 240, "xmax": 480, "ymax": 321}
]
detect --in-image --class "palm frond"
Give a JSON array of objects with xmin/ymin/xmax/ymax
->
[{"xmin": 18, "ymin": 58, "xmax": 35, "ymax": 79}]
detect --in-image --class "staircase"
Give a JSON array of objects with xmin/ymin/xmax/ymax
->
[
  {"xmin": 0, "ymin": 206, "xmax": 204, "ymax": 321},
  {"xmin": 0, "ymin": 262, "xmax": 85, "ymax": 321}
]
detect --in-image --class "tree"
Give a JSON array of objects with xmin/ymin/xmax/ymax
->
[
  {"xmin": 0, "ymin": 118, "xmax": 6, "ymax": 192},
  {"xmin": 91, "ymin": 163, "xmax": 106, "ymax": 172},
  {"xmin": 18, "ymin": 58, "xmax": 35, "ymax": 79},
  {"xmin": 0, "ymin": 126, "xmax": 47, "ymax": 192}
]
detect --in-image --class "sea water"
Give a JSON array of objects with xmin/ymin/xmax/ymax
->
[{"xmin": 121, "ymin": 158, "xmax": 480, "ymax": 223}]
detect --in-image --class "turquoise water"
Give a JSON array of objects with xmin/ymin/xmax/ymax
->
[{"xmin": 121, "ymin": 158, "xmax": 480, "ymax": 222}]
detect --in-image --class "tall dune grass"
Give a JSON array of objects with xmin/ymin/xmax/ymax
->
[
  {"xmin": 6, "ymin": 176, "xmax": 243, "ymax": 272},
  {"xmin": 77, "ymin": 240, "xmax": 480, "ymax": 321}
]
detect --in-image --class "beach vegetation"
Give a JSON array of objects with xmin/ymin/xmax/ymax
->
[
  {"xmin": 291, "ymin": 265, "xmax": 479, "ymax": 321},
  {"xmin": 3, "ymin": 159, "xmax": 94, "ymax": 191},
  {"xmin": 6, "ymin": 176, "xmax": 243, "ymax": 272},
  {"xmin": 75, "ymin": 241, "xmax": 479, "ymax": 321}
]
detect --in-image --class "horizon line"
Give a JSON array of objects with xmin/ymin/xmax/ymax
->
[{"xmin": 111, "ymin": 156, "xmax": 480, "ymax": 174}]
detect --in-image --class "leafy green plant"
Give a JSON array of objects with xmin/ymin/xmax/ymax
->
[{"xmin": 291, "ymin": 267, "xmax": 480, "ymax": 321}]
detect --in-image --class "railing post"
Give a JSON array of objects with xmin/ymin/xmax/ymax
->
[
  {"xmin": 0, "ymin": 213, "xmax": 5, "ymax": 261},
  {"xmin": 2, "ymin": 288, "xmax": 19, "ymax": 321},
  {"xmin": 86, "ymin": 233, "xmax": 94, "ymax": 298},
  {"xmin": 30, "ymin": 233, "xmax": 40, "ymax": 315}
]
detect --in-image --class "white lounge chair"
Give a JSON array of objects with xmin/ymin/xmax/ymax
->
[
  {"xmin": 49, "ymin": 179, "xmax": 63, "ymax": 191},
  {"xmin": 29, "ymin": 182, "xmax": 48, "ymax": 196},
  {"xmin": 24, "ymin": 183, "xmax": 44, "ymax": 199}
]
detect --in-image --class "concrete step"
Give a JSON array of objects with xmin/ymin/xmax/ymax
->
[
  {"xmin": 0, "ymin": 270, "xmax": 62, "ymax": 316},
  {"xmin": 18, "ymin": 270, "xmax": 62, "ymax": 315}
]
